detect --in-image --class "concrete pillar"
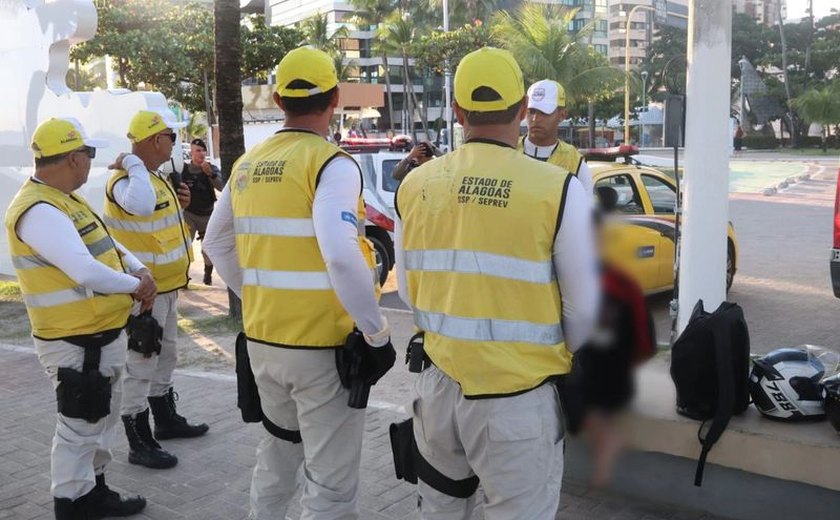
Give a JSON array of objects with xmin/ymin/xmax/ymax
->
[{"xmin": 677, "ymin": 1, "xmax": 733, "ymax": 332}]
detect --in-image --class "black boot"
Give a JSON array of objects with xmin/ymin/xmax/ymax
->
[
  {"xmin": 54, "ymin": 496, "xmax": 87, "ymax": 520},
  {"xmin": 148, "ymin": 388, "xmax": 209, "ymax": 440},
  {"xmin": 121, "ymin": 409, "xmax": 178, "ymax": 469},
  {"xmin": 83, "ymin": 474, "xmax": 146, "ymax": 518},
  {"xmin": 203, "ymin": 265, "xmax": 213, "ymax": 285}
]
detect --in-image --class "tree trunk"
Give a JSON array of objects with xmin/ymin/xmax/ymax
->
[
  {"xmin": 587, "ymin": 100, "xmax": 596, "ymax": 148},
  {"xmin": 214, "ymin": 0, "xmax": 244, "ymax": 320},
  {"xmin": 382, "ymin": 54, "xmax": 396, "ymax": 132},
  {"xmin": 403, "ymin": 54, "xmax": 428, "ymax": 140},
  {"xmin": 402, "ymin": 52, "xmax": 416, "ymax": 140},
  {"xmin": 435, "ymin": 84, "xmax": 446, "ymax": 147}
]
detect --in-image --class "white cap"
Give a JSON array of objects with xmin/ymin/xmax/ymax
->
[{"xmin": 527, "ymin": 79, "xmax": 566, "ymax": 115}]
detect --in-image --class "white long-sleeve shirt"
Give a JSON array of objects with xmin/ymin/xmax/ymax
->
[
  {"xmin": 204, "ymin": 155, "xmax": 388, "ymax": 344},
  {"xmin": 395, "ymin": 175, "xmax": 599, "ymax": 353},
  {"xmin": 110, "ymin": 154, "xmax": 157, "ymax": 216},
  {"xmin": 523, "ymin": 137, "xmax": 594, "ymax": 195},
  {"xmin": 16, "ymin": 191, "xmax": 144, "ymax": 294}
]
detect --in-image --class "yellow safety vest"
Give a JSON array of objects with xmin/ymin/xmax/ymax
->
[
  {"xmin": 397, "ymin": 139, "xmax": 573, "ymax": 398},
  {"xmin": 518, "ymin": 136, "xmax": 584, "ymax": 175},
  {"xmin": 4, "ymin": 179, "xmax": 133, "ymax": 340},
  {"xmin": 230, "ymin": 129, "xmax": 377, "ymax": 348},
  {"xmin": 103, "ymin": 169, "xmax": 192, "ymax": 293}
]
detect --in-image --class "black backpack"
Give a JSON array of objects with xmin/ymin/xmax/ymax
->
[{"xmin": 670, "ymin": 300, "xmax": 750, "ymax": 486}]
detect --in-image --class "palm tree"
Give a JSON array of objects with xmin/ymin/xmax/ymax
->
[
  {"xmin": 792, "ymin": 84, "xmax": 840, "ymax": 152},
  {"xmin": 214, "ymin": 0, "xmax": 244, "ymax": 318},
  {"xmin": 493, "ymin": 3, "xmax": 623, "ymax": 104},
  {"xmin": 349, "ymin": 0, "xmax": 398, "ymax": 131},
  {"xmin": 301, "ymin": 12, "xmax": 350, "ymax": 56},
  {"xmin": 775, "ymin": 1, "xmax": 796, "ymax": 147},
  {"xmin": 380, "ymin": 13, "xmax": 429, "ymax": 139},
  {"xmin": 425, "ymin": 0, "xmax": 500, "ymax": 25}
]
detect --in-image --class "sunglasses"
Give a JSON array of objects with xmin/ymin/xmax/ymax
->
[
  {"xmin": 159, "ymin": 132, "xmax": 177, "ymax": 143},
  {"xmin": 72, "ymin": 146, "xmax": 96, "ymax": 159}
]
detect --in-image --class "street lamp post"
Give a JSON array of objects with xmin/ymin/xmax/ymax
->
[
  {"xmin": 443, "ymin": 0, "xmax": 452, "ymax": 150},
  {"xmin": 623, "ymin": 5, "xmax": 654, "ymax": 145},
  {"xmin": 640, "ymin": 69, "xmax": 648, "ymax": 147}
]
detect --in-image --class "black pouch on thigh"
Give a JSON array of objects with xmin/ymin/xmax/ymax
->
[
  {"xmin": 55, "ymin": 344, "xmax": 110, "ymax": 423},
  {"xmin": 127, "ymin": 311, "xmax": 162, "ymax": 357},
  {"xmin": 389, "ymin": 418, "xmax": 418, "ymax": 483},
  {"xmin": 235, "ymin": 332, "xmax": 263, "ymax": 423}
]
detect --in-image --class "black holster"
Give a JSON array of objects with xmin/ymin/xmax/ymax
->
[
  {"xmin": 56, "ymin": 343, "xmax": 111, "ymax": 423},
  {"xmin": 127, "ymin": 311, "xmax": 162, "ymax": 358},
  {"xmin": 406, "ymin": 332, "xmax": 430, "ymax": 373},
  {"xmin": 235, "ymin": 332, "xmax": 263, "ymax": 423},
  {"xmin": 389, "ymin": 418, "xmax": 480, "ymax": 498},
  {"xmin": 336, "ymin": 329, "xmax": 371, "ymax": 409}
]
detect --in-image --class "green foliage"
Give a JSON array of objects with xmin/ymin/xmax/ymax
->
[
  {"xmin": 412, "ymin": 22, "xmax": 497, "ymax": 77},
  {"xmin": 300, "ymin": 12, "xmax": 349, "ymax": 57},
  {"xmin": 0, "ymin": 281, "xmax": 21, "ymax": 303},
  {"xmin": 241, "ymin": 15, "xmax": 304, "ymax": 81},
  {"xmin": 791, "ymin": 82, "xmax": 840, "ymax": 150},
  {"xmin": 71, "ymin": 3, "xmax": 301, "ymax": 112},
  {"xmin": 742, "ymin": 134, "xmax": 778, "ymax": 150}
]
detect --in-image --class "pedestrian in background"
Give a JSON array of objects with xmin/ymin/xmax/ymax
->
[
  {"xmin": 104, "ymin": 110, "xmax": 209, "ymax": 472},
  {"xmin": 395, "ymin": 48, "xmax": 599, "ymax": 519},
  {"xmin": 181, "ymin": 138, "xmax": 224, "ymax": 285},
  {"xmin": 391, "ymin": 141, "xmax": 442, "ymax": 182},
  {"xmin": 5, "ymin": 118, "xmax": 154, "ymax": 518}
]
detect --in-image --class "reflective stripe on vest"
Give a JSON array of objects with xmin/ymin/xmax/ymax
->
[
  {"xmin": 404, "ymin": 249, "xmax": 555, "ymax": 284},
  {"xmin": 242, "ymin": 268, "xmax": 333, "ymax": 290},
  {"xmin": 234, "ymin": 217, "xmax": 315, "ymax": 237},
  {"xmin": 23, "ymin": 286, "xmax": 90, "ymax": 308},
  {"xmin": 132, "ymin": 247, "xmax": 190, "ymax": 266},
  {"xmin": 102, "ymin": 212, "xmax": 182, "ymax": 233},
  {"xmin": 414, "ymin": 309, "xmax": 564, "ymax": 345}
]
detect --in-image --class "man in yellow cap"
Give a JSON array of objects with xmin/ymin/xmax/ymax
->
[
  {"xmin": 518, "ymin": 79, "xmax": 593, "ymax": 193},
  {"xmin": 5, "ymin": 118, "xmax": 155, "ymax": 518},
  {"xmin": 203, "ymin": 46, "xmax": 396, "ymax": 519},
  {"xmin": 394, "ymin": 49, "xmax": 599, "ymax": 518},
  {"xmin": 103, "ymin": 109, "xmax": 209, "ymax": 471}
]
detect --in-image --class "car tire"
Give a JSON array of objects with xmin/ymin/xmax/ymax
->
[
  {"xmin": 726, "ymin": 240, "xmax": 736, "ymax": 293},
  {"xmin": 367, "ymin": 232, "xmax": 392, "ymax": 287}
]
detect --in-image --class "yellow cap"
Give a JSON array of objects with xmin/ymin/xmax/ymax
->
[
  {"xmin": 275, "ymin": 46, "xmax": 339, "ymax": 98},
  {"xmin": 127, "ymin": 110, "xmax": 186, "ymax": 143},
  {"xmin": 527, "ymin": 79, "xmax": 566, "ymax": 113},
  {"xmin": 31, "ymin": 118, "xmax": 108, "ymax": 159},
  {"xmin": 455, "ymin": 47, "xmax": 525, "ymax": 112}
]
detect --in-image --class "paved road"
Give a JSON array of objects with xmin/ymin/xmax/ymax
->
[{"xmin": 0, "ymin": 345, "xmax": 727, "ymax": 520}]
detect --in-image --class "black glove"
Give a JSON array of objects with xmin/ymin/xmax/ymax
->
[{"xmin": 364, "ymin": 339, "xmax": 396, "ymax": 385}]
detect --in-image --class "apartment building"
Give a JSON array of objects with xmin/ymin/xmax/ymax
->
[
  {"xmin": 734, "ymin": 0, "xmax": 787, "ymax": 26},
  {"xmin": 607, "ymin": 0, "xmax": 688, "ymax": 68}
]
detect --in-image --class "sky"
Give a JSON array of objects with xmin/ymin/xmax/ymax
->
[{"xmin": 786, "ymin": 0, "xmax": 836, "ymax": 21}]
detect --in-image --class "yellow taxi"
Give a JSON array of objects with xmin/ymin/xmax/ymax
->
[{"xmin": 589, "ymin": 148, "xmax": 738, "ymax": 294}]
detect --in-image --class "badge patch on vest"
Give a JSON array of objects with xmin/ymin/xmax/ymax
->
[
  {"xmin": 155, "ymin": 201, "xmax": 170, "ymax": 211},
  {"xmin": 341, "ymin": 211, "xmax": 358, "ymax": 227},
  {"xmin": 77, "ymin": 222, "xmax": 99, "ymax": 236},
  {"xmin": 637, "ymin": 245, "xmax": 655, "ymax": 259}
]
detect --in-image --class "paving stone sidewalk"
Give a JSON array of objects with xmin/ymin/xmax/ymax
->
[{"xmin": 0, "ymin": 346, "xmax": 725, "ymax": 520}]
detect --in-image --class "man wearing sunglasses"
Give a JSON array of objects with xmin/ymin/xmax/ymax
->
[
  {"xmin": 5, "ymin": 118, "xmax": 156, "ymax": 518},
  {"xmin": 103, "ymin": 110, "xmax": 209, "ymax": 472}
]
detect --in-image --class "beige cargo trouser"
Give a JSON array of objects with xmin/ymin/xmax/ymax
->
[
  {"xmin": 413, "ymin": 365, "xmax": 565, "ymax": 520},
  {"xmin": 34, "ymin": 333, "xmax": 127, "ymax": 499},
  {"xmin": 121, "ymin": 290, "xmax": 179, "ymax": 415},
  {"xmin": 247, "ymin": 342, "xmax": 366, "ymax": 520}
]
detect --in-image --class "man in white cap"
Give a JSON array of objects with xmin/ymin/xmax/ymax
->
[
  {"xmin": 518, "ymin": 79, "xmax": 593, "ymax": 194},
  {"xmin": 5, "ymin": 117, "xmax": 155, "ymax": 518},
  {"xmin": 103, "ymin": 109, "xmax": 209, "ymax": 471}
]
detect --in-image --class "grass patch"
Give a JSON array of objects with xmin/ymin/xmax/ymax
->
[
  {"xmin": 0, "ymin": 281, "xmax": 22, "ymax": 302},
  {"xmin": 178, "ymin": 314, "xmax": 241, "ymax": 335}
]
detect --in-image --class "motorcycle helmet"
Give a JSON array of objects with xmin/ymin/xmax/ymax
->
[
  {"xmin": 824, "ymin": 374, "xmax": 840, "ymax": 434},
  {"xmin": 748, "ymin": 347, "xmax": 825, "ymax": 421}
]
